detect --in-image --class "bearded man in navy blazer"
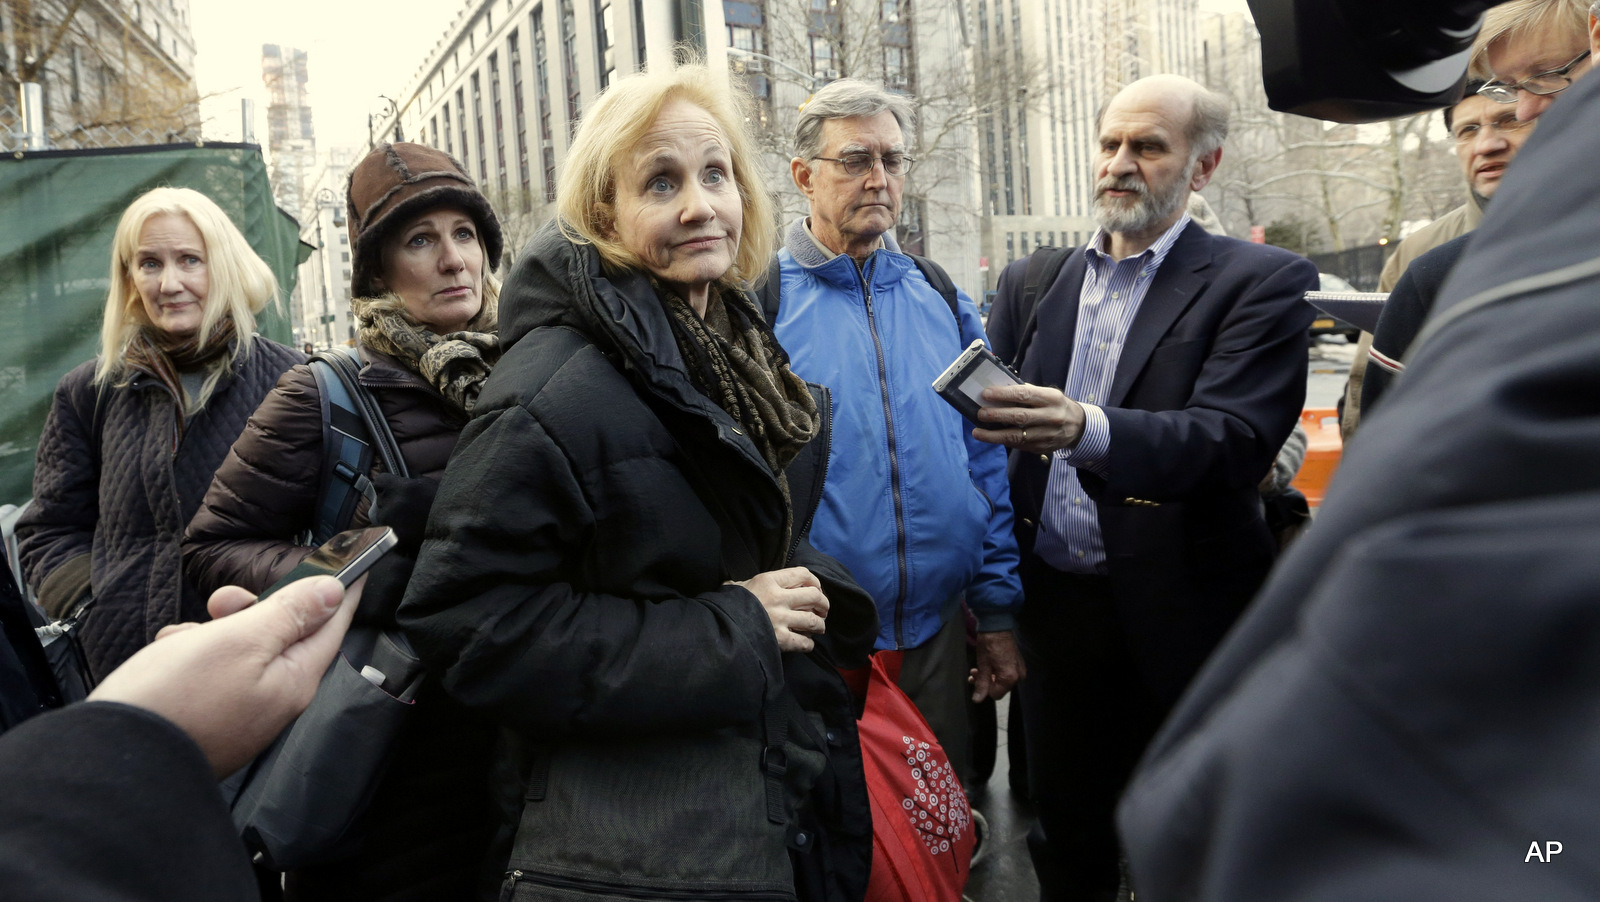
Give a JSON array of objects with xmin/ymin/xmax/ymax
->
[{"xmin": 980, "ymin": 74, "xmax": 1317, "ymax": 901}]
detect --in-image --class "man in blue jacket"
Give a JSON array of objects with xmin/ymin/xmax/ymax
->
[{"xmin": 770, "ymin": 78, "xmax": 1024, "ymax": 787}]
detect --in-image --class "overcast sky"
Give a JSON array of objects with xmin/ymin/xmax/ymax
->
[
  {"xmin": 191, "ymin": 0, "xmax": 461, "ymax": 149},
  {"xmin": 192, "ymin": 0, "xmax": 1257, "ymax": 149}
]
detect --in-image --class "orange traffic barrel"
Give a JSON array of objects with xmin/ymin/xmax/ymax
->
[{"xmin": 1292, "ymin": 408, "xmax": 1342, "ymax": 508}]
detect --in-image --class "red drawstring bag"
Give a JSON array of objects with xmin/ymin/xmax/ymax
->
[{"xmin": 859, "ymin": 650, "xmax": 975, "ymax": 901}]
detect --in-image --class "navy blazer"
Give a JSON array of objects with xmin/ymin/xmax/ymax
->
[{"xmin": 988, "ymin": 222, "xmax": 1316, "ymax": 702}]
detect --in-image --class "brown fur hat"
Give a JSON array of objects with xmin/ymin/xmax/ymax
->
[{"xmin": 345, "ymin": 142, "xmax": 504, "ymax": 298}]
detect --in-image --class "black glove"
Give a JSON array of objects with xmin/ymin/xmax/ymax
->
[{"xmin": 367, "ymin": 473, "xmax": 440, "ymax": 555}]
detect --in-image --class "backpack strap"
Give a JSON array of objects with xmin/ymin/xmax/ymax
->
[
  {"xmin": 907, "ymin": 253, "xmax": 961, "ymax": 325},
  {"xmin": 757, "ymin": 257, "xmax": 784, "ymax": 326},
  {"xmin": 308, "ymin": 348, "xmax": 409, "ymax": 545},
  {"xmin": 1012, "ymin": 245, "xmax": 1073, "ymax": 371},
  {"xmin": 762, "ymin": 254, "xmax": 963, "ymax": 328}
]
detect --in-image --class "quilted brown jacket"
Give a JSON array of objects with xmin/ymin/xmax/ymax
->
[
  {"xmin": 17, "ymin": 336, "xmax": 302, "ymax": 678},
  {"xmin": 183, "ymin": 344, "xmax": 467, "ymax": 598},
  {"xmin": 182, "ymin": 341, "xmax": 495, "ymax": 902}
]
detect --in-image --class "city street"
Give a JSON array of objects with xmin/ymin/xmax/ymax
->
[{"xmin": 1306, "ymin": 334, "xmax": 1360, "ymax": 409}]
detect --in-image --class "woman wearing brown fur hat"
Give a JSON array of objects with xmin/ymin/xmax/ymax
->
[{"xmin": 183, "ymin": 142, "xmax": 505, "ymax": 901}]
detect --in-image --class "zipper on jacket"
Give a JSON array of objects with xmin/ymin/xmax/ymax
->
[
  {"xmin": 858, "ymin": 255, "xmax": 911, "ymax": 648},
  {"xmin": 500, "ymin": 870, "xmax": 522, "ymax": 902},
  {"xmin": 502, "ymin": 868, "xmax": 796, "ymax": 901}
]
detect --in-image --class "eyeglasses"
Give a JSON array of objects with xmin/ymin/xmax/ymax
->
[
  {"xmin": 810, "ymin": 152, "xmax": 915, "ymax": 177},
  {"xmin": 1451, "ymin": 111, "xmax": 1534, "ymax": 144},
  {"xmin": 1478, "ymin": 50, "xmax": 1591, "ymax": 103}
]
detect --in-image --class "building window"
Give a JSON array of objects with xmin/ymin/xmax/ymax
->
[
  {"xmin": 809, "ymin": 35, "xmax": 836, "ymax": 80},
  {"xmin": 457, "ymin": 88, "xmax": 469, "ymax": 170},
  {"xmin": 509, "ymin": 30, "xmax": 532, "ymax": 211},
  {"xmin": 533, "ymin": 6, "xmax": 558, "ymax": 202},
  {"xmin": 633, "ymin": 0, "xmax": 648, "ymax": 69},
  {"xmin": 673, "ymin": 0, "xmax": 706, "ymax": 60},
  {"xmin": 472, "ymin": 73, "xmax": 487, "ymax": 185},
  {"xmin": 884, "ymin": 46, "xmax": 907, "ymax": 89},
  {"xmin": 560, "ymin": 0, "xmax": 581, "ymax": 138},
  {"xmin": 595, "ymin": 0, "xmax": 615, "ymax": 88},
  {"xmin": 431, "ymin": 115, "xmax": 439, "ymax": 149},
  {"xmin": 442, "ymin": 103, "xmax": 453, "ymax": 154},
  {"xmin": 490, "ymin": 53, "xmax": 507, "ymax": 192}
]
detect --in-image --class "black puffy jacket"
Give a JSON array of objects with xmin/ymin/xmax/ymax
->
[
  {"xmin": 398, "ymin": 223, "xmax": 877, "ymax": 901},
  {"xmin": 18, "ymin": 336, "xmax": 301, "ymax": 677}
]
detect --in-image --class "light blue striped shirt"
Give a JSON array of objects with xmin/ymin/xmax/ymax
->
[{"xmin": 1033, "ymin": 214, "xmax": 1191, "ymax": 574}]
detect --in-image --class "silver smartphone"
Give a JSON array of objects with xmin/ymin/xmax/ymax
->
[
  {"xmin": 258, "ymin": 526, "xmax": 398, "ymax": 600},
  {"xmin": 932, "ymin": 339, "xmax": 1023, "ymax": 425}
]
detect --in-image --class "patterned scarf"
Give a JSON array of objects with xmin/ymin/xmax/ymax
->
[
  {"xmin": 124, "ymin": 316, "xmax": 238, "ymax": 448},
  {"xmin": 663, "ymin": 283, "xmax": 820, "ymax": 549},
  {"xmin": 352, "ymin": 293, "xmax": 500, "ymax": 413}
]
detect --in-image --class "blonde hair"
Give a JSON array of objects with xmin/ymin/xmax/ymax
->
[
  {"xmin": 1470, "ymin": 0, "xmax": 1592, "ymax": 78},
  {"xmin": 97, "ymin": 187, "xmax": 280, "ymax": 408},
  {"xmin": 556, "ymin": 61, "xmax": 775, "ymax": 291}
]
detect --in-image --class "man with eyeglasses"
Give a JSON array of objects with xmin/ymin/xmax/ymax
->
[
  {"xmin": 768, "ymin": 78, "xmax": 1025, "ymax": 810},
  {"xmin": 978, "ymin": 74, "xmax": 1316, "ymax": 901},
  {"xmin": 1343, "ymin": 76, "xmax": 1537, "ymax": 434},
  {"xmin": 1362, "ymin": 0, "xmax": 1589, "ymax": 418},
  {"xmin": 1479, "ymin": 0, "xmax": 1594, "ymax": 122}
]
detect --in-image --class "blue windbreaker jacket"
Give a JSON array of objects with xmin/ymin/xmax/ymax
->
[{"xmin": 774, "ymin": 221, "xmax": 1023, "ymax": 651}]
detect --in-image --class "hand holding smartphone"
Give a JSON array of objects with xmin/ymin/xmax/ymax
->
[
  {"xmin": 932, "ymin": 339, "xmax": 1024, "ymax": 425},
  {"xmin": 258, "ymin": 527, "xmax": 398, "ymax": 600}
]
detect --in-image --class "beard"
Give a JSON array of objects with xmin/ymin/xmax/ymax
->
[{"xmin": 1092, "ymin": 163, "xmax": 1194, "ymax": 235}]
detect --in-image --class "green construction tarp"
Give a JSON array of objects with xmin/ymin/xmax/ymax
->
[{"xmin": 0, "ymin": 143, "xmax": 302, "ymax": 505}]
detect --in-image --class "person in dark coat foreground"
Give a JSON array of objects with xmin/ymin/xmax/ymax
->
[
  {"xmin": 184, "ymin": 142, "xmax": 505, "ymax": 901},
  {"xmin": 398, "ymin": 63, "xmax": 878, "ymax": 902},
  {"xmin": 1118, "ymin": 17, "xmax": 1600, "ymax": 900},
  {"xmin": 17, "ymin": 187, "xmax": 302, "ymax": 679},
  {"xmin": 0, "ymin": 574, "xmax": 358, "ymax": 902}
]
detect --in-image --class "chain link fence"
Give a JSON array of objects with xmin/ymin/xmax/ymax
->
[{"xmin": 0, "ymin": 101, "xmax": 202, "ymax": 154}]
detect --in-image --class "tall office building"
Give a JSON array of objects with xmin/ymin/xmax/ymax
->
[
  {"xmin": 371, "ymin": 0, "xmax": 981, "ymax": 295},
  {"xmin": 262, "ymin": 44, "xmax": 316, "ymax": 217},
  {"xmin": 1, "ymin": 0, "xmax": 199, "ymax": 150},
  {"xmin": 973, "ymin": 0, "xmax": 1197, "ymax": 290},
  {"xmin": 292, "ymin": 144, "xmax": 363, "ymax": 350},
  {"xmin": 377, "ymin": 0, "xmax": 714, "ymax": 267}
]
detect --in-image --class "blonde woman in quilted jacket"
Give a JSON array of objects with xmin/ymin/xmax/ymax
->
[{"xmin": 16, "ymin": 187, "xmax": 301, "ymax": 679}]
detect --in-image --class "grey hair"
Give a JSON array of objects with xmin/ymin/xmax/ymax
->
[
  {"xmin": 794, "ymin": 79, "xmax": 917, "ymax": 160},
  {"xmin": 1187, "ymin": 88, "xmax": 1231, "ymax": 160},
  {"xmin": 1093, "ymin": 84, "xmax": 1231, "ymax": 163}
]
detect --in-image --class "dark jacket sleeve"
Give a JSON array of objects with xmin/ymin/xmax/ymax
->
[
  {"xmin": 1096, "ymin": 253, "xmax": 1317, "ymax": 501},
  {"xmin": 183, "ymin": 364, "xmax": 325, "ymax": 597},
  {"xmin": 1361, "ymin": 237, "xmax": 1465, "ymax": 420},
  {"xmin": 986, "ymin": 258, "xmax": 1027, "ymax": 365},
  {"xmin": 16, "ymin": 365, "xmax": 100, "ymax": 618},
  {"xmin": 0, "ymin": 702, "xmax": 257, "ymax": 900},
  {"xmin": 787, "ymin": 533, "xmax": 877, "ymax": 671},
  {"xmin": 398, "ymin": 403, "xmax": 785, "ymax": 739}
]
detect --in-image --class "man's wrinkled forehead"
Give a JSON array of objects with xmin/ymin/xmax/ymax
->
[{"xmin": 820, "ymin": 113, "xmax": 905, "ymax": 155}]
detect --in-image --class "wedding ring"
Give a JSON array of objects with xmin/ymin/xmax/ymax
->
[{"xmin": 1020, "ymin": 428, "xmax": 1028, "ymax": 442}]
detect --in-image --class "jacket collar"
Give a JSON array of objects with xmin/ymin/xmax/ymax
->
[
  {"xmin": 1024, "ymin": 221, "xmax": 1214, "ymax": 408},
  {"xmin": 503, "ymin": 221, "xmax": 776, "ymax": 472},
  {"xmin": 782, "ymin": 218, "xmax": 912, "ymax": 294}
]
